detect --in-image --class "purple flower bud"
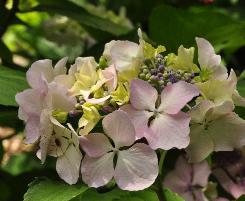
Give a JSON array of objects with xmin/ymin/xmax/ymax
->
[
  {"xmin": 102, "ymin": 106, "xmax": 114, "ymax": 114},
  {"xmin": 169, "ymin": 74, "xmax": 178, "ymax": 83},
  {"xmin": 68, "ymin": 110, "xmax": 82, "ymax": 118},
  {"xmin": 190, "ymin": 73, "xmax": 195, "ymax": 79},
  {"xmin": 158, "ymin": 64, "xmax": 165, "ymax": 72}
]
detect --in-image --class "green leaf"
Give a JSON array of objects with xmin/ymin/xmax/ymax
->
[
  {"xmin": 234, "ymin": 106, "xmax": 245, "ymax": 120},
  {"xmin": 0, "ymin": 66, "xmax": 28, "ymax": 106},
  {"xmin": 80, "ymin": 188, "xmax": 126, "ymax": 201},
  {"xmin": 149, "ymin": 5, "xmax": 245, "ymax": 53},
  {"xmin": 237, "ymin": 79, "xmax": 245, "ymax": 98},
  {"xmin": 128, "ymin": 190, "xmax": 159, "ymax": 201},
  {"xmin": 0, "ymin": 106, "xmax": 23, "ymax": 131},
  {"xmin": 163, "ymin": 188, "xmax": 185, "ymax": 201},
  {"xmin": 239, "ymin": 71, "xmax": 245, "ymax": 80},
  {"xmin": 80, "ymin": 188, "xmax": 159, "ymax": 201},
  {"xmin": 33, "ymin": 0, "xmax": 131, "ymax": 36},
  {"xmin": 23, "ymin": 178, "xmax": 88, "ymax": 201},
  {"xmin": 117, "ymin": 198, "xmax": 143, "ymax": 201},
  {"xmin": 2, "ymin": 152, "xmax": 43, "ymax": 176},
  {"xmin": 236, "ymin": 195, "xmax": 245, "ymax": 201}
]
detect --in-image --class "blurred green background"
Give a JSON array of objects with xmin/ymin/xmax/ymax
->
[{"xmin": 0, "ymin": 0, "xmax": 245, "ymax": 200}]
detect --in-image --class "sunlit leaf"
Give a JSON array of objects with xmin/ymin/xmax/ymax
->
[
  {"xmin": 33, "ymin": 0, "xmax": 131, "ymax": 36},
  {"xmin": 24, "ymin": 178, "xmax": 88, "ymax": 201},
  {"xmin": 163, "ymin": 188, "xmax": 185, "ymax": 201},
  {"xmin": 0, "ymin": 66, "xmax": 28, "ymax": 106}
]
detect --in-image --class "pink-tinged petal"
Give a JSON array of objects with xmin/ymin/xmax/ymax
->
[
  {"xmin": 120, "ymin": 104, "xmax": 153, "ymax": 139},
  {"xmin": 85, "ymin": 95, "xmax": 111, "ymax": 104},
  {"xmin": 164, "ymin": 155, "xmax": 210, "ymax": 201},
  {"xmin": 54, "ymin": 75, "xmax": 75, "ymax": 89},
  {"xmin": 130, "ymin": 79, "xmax": 157, "ymax": 111},
  {"xmin": 102, "ymin": 64, "xmax": 117, "ymax": 92},
  {"xmin": 110, "ymin": 41, "xmax": 139, "ymax": 72},
  {"xmin": 213, "ymin": 168, "xmax": 245, "ymax": 199},
  {"xmin": 149, "ymin": 112, "xmax": 191, "ymax": 150},
  {"xmin": 163, "ymin": 171, "xmax": 191, "ymax": 198},
  {"xmin": 15, "ymin": 89, "xmax": 43, "ymax": 117},
  {"xmin": 47, "ymin": 83, "xmax": 76, "ymax": 112},
  {"xmin": 209, "ymin": 113, "xmax": 245, "ymax": 152},
  {"xmin": 103, "ymin": 40, "xmax": 116, "ymax": 59},
  {"xmin": 193, "ymin": 190, "xmax": 209, "ymax": 201},
  {"xmin": 81, "ymin": 152, "xmax": 115, "ymax": 188},
  {"xmin": 102, "ymin": 110, "xmax": 135, "ymax": 148},
  {"xmin": 196, "ymin": 37, "xmax": 221, "ymax": 69},
  {"xmin": 114, "ymin": 143, "xmax": 158, "ymax": 191},
  {"xmin": 158, "ymin": 81, "xmax": 199, "ymax": 114},
  {"xmin": 39, "ymin": 110, "xmax": 53, "ymax": 163},
  {"xmin": 173, "ymin": 156, "xmax": 192, "ymax": 185},
  {"xmin": 56, "ymin": 144, "xmax": 82, "ymax": 185},
  {"xmin": 80, "ymin": 133, "xmax": 113, "ymax": 157},
  {"xmin": 27, "ymin": 59, "xmax": 54, "ymax": 89},
  {"xmin": 192, "ymin": 161, "xmax": 211, "ymax": 187},
  {"xmin": 227, "ymin": 68, "xmax": 237, "ymax": 86},
  {"xmin": 53, "ymin": 57, "xmax": 67, "ymax": 76},
  {"xmin": 18, "ymin": 107, "xmax": 27, "ymax": 121},
  {"xmin": 186, "ymin": 124, "xmax": 214, "ymax": 163},
  {"xmin": 24, "ymin": 117, "xmax": 40, "ymax": 144}
]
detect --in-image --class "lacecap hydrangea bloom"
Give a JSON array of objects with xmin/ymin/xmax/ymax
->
[{"xmin": 16, "ymin": 29, "xmax": 245, "ymax": 192}]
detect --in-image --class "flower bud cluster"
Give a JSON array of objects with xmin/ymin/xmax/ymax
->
[{"xmin": 138, "ymin": 54, "xmax": 195, "ymax": 91}]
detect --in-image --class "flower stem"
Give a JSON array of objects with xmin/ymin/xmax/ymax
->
[
  {"xmin": 159, "ymin": 150, "xmax": 167, "ymax": 176},
  {"xmin": 153, "ymin": 150, "xmax": 167, "ymax": 201}
]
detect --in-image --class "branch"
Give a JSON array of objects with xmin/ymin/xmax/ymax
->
[{"xmin": 0, "ymin": 0, "xmax": 19, "ymax": 38}]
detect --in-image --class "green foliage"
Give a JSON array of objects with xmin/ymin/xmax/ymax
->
[
  {"xmin": 80, "ymin": 188, "xmax": 126, "ymax": 201},
  {"xmin": 79, "ymin": 186, "xmax": 159, "ymax": 201},
  {"xmin": 80, "ymin": 189, "xmax": 159, "ymax": 201},
  {"xmin": 236, "ymin": 195, "xmax": 245, "ymax": 201},
  {"xmin": 1, "ymin": 1, "xmax": 245, "ymax": 201},
  {"xmin": 33, "ymin": 0, "xmax": 131, "ymax": 36},
  {"xmin": 23, "ymin": 178, "xmax": 88, "ymax": 201},
  {"xmin": 149, "ymin": 5, "xmax": 245, "ymax": 53},
  {"xmin": 0, "ymin": 66, "xmax": 28, "ymax": 106},
  {"xmin": 23, "ymin": 178, "xmax": 159, "ymax": 201},
  {"xmin": 163, "ymin": 188, "xmax": 185, "ymax": 201},
  {"xmin": 237, "ymin": 79, "xmax": 245, "ymax": 98},
  {"xmin": 2, "ymin": 152, "xmax": 46, "ymax": 176}
]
